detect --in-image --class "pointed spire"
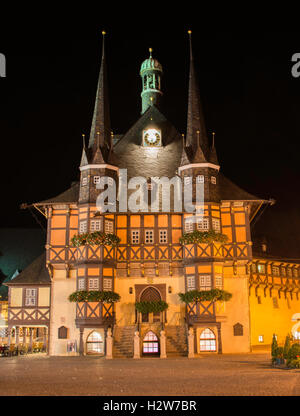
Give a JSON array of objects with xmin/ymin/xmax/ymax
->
[
  {"xmin": 88, "ymin": 30, "xmax": 111, "ymax": 156},
  {"xmin": 91, "ymin": 131, "xmax": 105, "ymax": 164},
  {"xmin": 209, "ymin": 131, "xmax": 219, "ymax": 165},
  {"xmin": 80, "ymin": 134, "xmax": 89, "ymax": 167},
  {"xmin": 180, "ymin": 133, "xmax": 190, "ymax": 166},
  {"xmin": 186, "ymin": 30, "xmax": 209, "ymax": 161},
  {"xmin": 191, "ymin": 130, "xmax": 206, "ymax": 163}
]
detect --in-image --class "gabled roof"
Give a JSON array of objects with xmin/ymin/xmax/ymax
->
[
  {"xmin": 5, "ymin": 253, "xmax": 50, "ymax": 286},
  {"xmin": 34, "ymin": 182, "xmax": 80, "ymax": 206}
]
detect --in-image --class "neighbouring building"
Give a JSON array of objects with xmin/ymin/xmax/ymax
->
[{"xmin": 5, "ymin": 32, "xmax": 300, "ymax": 357}]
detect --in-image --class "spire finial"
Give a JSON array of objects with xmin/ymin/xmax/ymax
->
[
  {"xmin": 149, "ymin": 47, "xmax": 153, "ymax": 58},
  {"xmin": 196, "ymin": 130, "xmax": 200, "ymax": 147},
  {"xmin": 212, "ymin": 131, "xmax": 215, "ymax": 148},
  {"xmin": 82, "ymin": 133, "xmax": 86, "ymax": 148},
  {"xmin": 102, "ymin": 30, "xmax": 106, "ymax": 36},
  {"xmin": 96, "ymin": 131, "xmax": 100, "ymax": 147}
]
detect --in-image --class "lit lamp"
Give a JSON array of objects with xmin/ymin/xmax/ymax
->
[
  {"xmin": 168, "ymin": 286, "xmax": 172, "ymax": 294},
  {"xmin": 129, "ymin": 287, "xmax": 133, "ymax": 294}
]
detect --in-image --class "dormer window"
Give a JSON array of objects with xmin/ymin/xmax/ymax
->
[
  {"xmin": 196, "ymin": 175, "xmax": 204, "ymax": 184},
  {"xmin": 82, "ymin": 177, "xmax": 88, "ymax": 186},
  {"xmin": 93, "ymin": 176, "xmax": 100, "ymax": 185}
]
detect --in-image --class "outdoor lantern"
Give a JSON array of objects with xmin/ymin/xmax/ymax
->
[
  {"xmin": 129, "ymin": 287, "xmax": 133, "ymax": 294},
  {"xmin": 168, "ymin": 286, "xmax": 172, "ymax": 294}
]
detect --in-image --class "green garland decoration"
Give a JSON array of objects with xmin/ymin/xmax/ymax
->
[
  {"xmin": 71, "ymin": 231, "xmax": 121, "ymax": 247},
  {"xmin": 68, "ymin": 290, "xmax": 121, "ymax": 303},
  {"xmin": 178, "ymin": 289, "xmax": 232, "ymax": 304},
  {"xmin": 135, "ymin": 300, "xmax": 169, "ymax": 314},
  {"xmin": 179, "ymin": 230, "xmax": 229, "ymax": 245}
]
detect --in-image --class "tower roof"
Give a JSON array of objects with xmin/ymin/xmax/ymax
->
[
  {"xmin": 88, "ymin": 31, "xmax": 111, "ymax": 158},
  {"xmin": 185, "ymin": 31, "xmax": 209, "ymax": 161},
  {"xmin": 140, "ymin": 48, "xmax": 163, "ymax": 75}
]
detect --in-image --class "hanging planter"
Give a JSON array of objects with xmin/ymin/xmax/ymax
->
[
  {"xmin": 178, "ymin": 289, "xmax": 232, "ymax": 304},
  {"xmin": 135, "ymin": 300, "xmax": 169, "ymax": 314},
  {"xmin": 179, "ymin": 230, "xmax": 228, "ymax": 245},
  {"xmin": 68, "ymin": 290, "xmax": 121, "ymax": 303},
  {"xmin": 71, "ymin": 231, "xmax": 121, "ymax": 247}
]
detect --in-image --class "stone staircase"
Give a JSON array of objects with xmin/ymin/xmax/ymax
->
[
  {"xmin": 113, "ymin": 326, "xmax": 136, "ymax": 358},
  {"xmin": 165, "ymin": 325, "xmax": 188, "ymax": 357}
]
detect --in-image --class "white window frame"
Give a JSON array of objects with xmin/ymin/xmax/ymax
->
[
  {"xmin": 212, "ymin": 218, "xmax": 221, "ymax": 232},
  {"xmin": 197, "ymin": 218, "xmax": 209, "ymax": 231},
  {"xmin": 187, "ymin": 276, "xmax": 196, "ymax": 291},
  {"xmin": 108, "ymin": 177, "xmax": 114, "ymax": 186},
  {"xmin": 82, "ymin": 177, "xmax": 88, "ymax": 186},
  {"xmin": 145, "ymin": 229, "xmax": 154, "ymax": 244},
  {"xmin": 103, "ymin": 278, "xmax": 112, "ymax": 291},
  {"xmin": 90, "ymin": 219, "xmax": 102, "ymax": 232},
  {"xmin": 104, "ymin": 220, "xmax": 114, "ymax": 234},
  {"xmin": 25, "ymin": 288, "xmax": 37, "ymax": 306},
  {"xmin": 185, "ymin": 219, "xmax": 194, "ymax": 233},
  {"xmin": 78, "ymin": 279, "xmax": 85, "ymax": 290},
  {"xmin": 159, "ymin": 229, "xmax": 168, "ymax": 244},
  {"xmin": 211, "ymin": 176, "xmax": 216, "ymax": 185},
  {"xmin": 79, "ymin": 221, "xmax": 87, "ymax": 234},
  {"xmin": 258, "ymin": 335, "xmax": 264, "ymax": 343},
  {"xmin": 215, "ymin": 275, "xmax": 223, "ymax": 289},
  {"xmin": 88, "ymin": 278, "xmax": 99, "ymax": 290},
  {"xmin": 272, "ymin": 266, "xmax": 280, "ymax": 276},
  {"xmin": 93, "ymin": 176, "xmax": 101, "ymax": 185},
  {"xmin": 131, "ymin": 230, "xmax": 140, "ymax": 244},
  {"xmin": 196, "ymin": 175, "xmax": 204, "ymax": 184},
  {"xmin": 257, "ymin": 264, "xmax": 265, "ymax": 274},
  {"xmin": 199, "ymin": 276, "xmax": 212, "ymax": 291},
  {"xmin": 184, "ymin": 176, "xmax": 192, "ymax": 185}
]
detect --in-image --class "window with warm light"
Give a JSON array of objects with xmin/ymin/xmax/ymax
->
[
  {"xmin": 187, "ymin": 275, "xmax": 196, "ymax": 290},
  {"xmin": 145, "ymin": 230, "xmax": 154, "ymax": 244},
  {"xmin": 199, "ymin": 276, "xmax": 211, "ymax": 291},
  {"xmin": 25, "ymin": 288, "xmax": 37, "ymax": 306},
  {"xmin": 159, "ymin": 229, "xmax": 168, "ymax": 244}
]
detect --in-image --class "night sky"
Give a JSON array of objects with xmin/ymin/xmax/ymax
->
[{"xmin": 1, "ymin": 26, "xmax": 300, "ymax": 257}]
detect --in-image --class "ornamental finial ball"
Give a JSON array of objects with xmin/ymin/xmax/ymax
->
[
  {"xmin": 102, "ymin": 30, "xmax": 106, "ymax": 35},
  {"xmin": 188, "ymin": 30, "xmax": 192, "ymax": 35}
]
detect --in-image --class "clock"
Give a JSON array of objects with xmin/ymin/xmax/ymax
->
[{"xmin": 143, "ymin": 128, "xmax": 161, "ymax": 147}]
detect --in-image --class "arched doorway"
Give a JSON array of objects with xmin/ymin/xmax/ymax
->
[
  {"xmin": 199, "ymin": 328, "xmax": 217, "ymax": 352},
  {"xmin": 142, "ymin": 331, "xmax": 160, "ymax": 356},
  {"xmin": 86, "ymin": 331, "xmax": 104, "ymax": 355},
  {"xmin": 140, "ymin": 287, "xmax": 161, "ymax": 323}
]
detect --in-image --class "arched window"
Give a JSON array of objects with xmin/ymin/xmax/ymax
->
[
  {"xmin": 143, "ymin": 331, "xmax": 160, "ymax": 356},
  {"xmin": 86, "ymin": 331, "xmax": 104, "ymax": 355},
  {"xmin": 200, "ymin": 328, "xmax": 216, "ymax": 352}
]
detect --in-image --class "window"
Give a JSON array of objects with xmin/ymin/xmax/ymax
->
[
  {"xmin": 215, "ymin": 276, "xmax": 223, "ymax": 289},
  {"xmin": 258, "ymin": 335, "xmax": 264, "ymax": 343},
  {"xmin": 233, "ymin": 323, "xmax": 243, "ymax": 336},
  {"xmin": 131, "ymin": 230, "xmax": 140, "ymax": 244},
  {"xmin": 108, "ymin": 177, "xmax": 114, "ymax": 186},
  {"xmin": 86, "ymin": 331, "xmax": 104, "ymax": 354},
  {"xmin": 93, "ymin": 176, "xmax": 100, "ymax": 185},
  {"xmin": 257, "ymin": 264, "xmax": 265, "ymax": 274},
  {"xmin": 184, "ymin": 176, "xmax": 191, "ymax": 185},
  {"xmin": 281, "ymin": 267, "xmax": 286, "ymax": 277},
  {"xmin": 187, "ymin": 276, "xmax": 196, "ymax": 291},
  {"xmin": 293, "ymin": 268, "xmax": 299, "ymax": 278},
  {"xmin": 90, "ymin": 219, "xmax": 102, "ymax": 232},
  {"xmin": 25, "ymin": 288, "xmax": 37, "ymax": 306},
  {"xmin": 104, "ymin": 220, "xmax": 114, "ymax": 234},
  {"xmin": 82, "ymin": 177, "xmax": 88, "ymax": 186},
  {"xmin": 200, "ymin": 328, "xmax": 216, "ymax": 352},
  {"xmin": 88, "ymin": 279, "xmax": 99, "ymax": 290},
  {"xmin": 272, "ymin": 297, "xmax": 279, "ymax": 309},
  {"xmin": 145, "ymin": 230, "xmax": 154, "ymax": 244},
  {"xmin": 251, "ymin": 263, "xmax": 257, "ymax": 273},
  {"xmin": 212, "ymin": 218, "xmax": 221, "ymax": 232},
  {"xmin": 143, "ymin": 331, "xmax": 159, "ymax": 355},
  {"xmin": 211, "ymin": 176, "xmax": 216, "ymax": 184},
  {"xmin": 199, "ymin": 276, "xmax": 211, "ymax": 291},
  {"xmin": 79, "ymin": 221, "xmax": 87, "ymax": 234},
  {"xmin": 78, "ymin": 279, "xmax": 85, "ymax": 290},
  {"xmin": 272, "ymin": 266, "xmax": 280, "ymax": 276},
  {"xmin": 159, "ymin": 229, "xmax": 168, "ymax": 244},
  {"xmin": 103, "ymin": 279, "xmax": 112, "ymax": 291},
  {"xmin": 185, "ymin": 219, "xmax": 194, "ymax": 233},
  {"xmin": 287, "ymin": 268, "xmax": 292, "ymax": 277},
  {"xmin": 197, "ymin": 218, "xmax": 209, "ymax": 231},
  {"xmin": 196, "ymin": 175, "xmax": 204, "ymax": 184}
]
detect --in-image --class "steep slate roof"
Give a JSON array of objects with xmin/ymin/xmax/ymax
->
[
  {"xmin": 35, "ymin": 182, "xmax": 80, "ymax": 205},
  {"xmin": 5, "ymin": 253, "xmax": 50, "ymax": 286}
]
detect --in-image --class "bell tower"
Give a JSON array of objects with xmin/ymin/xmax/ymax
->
[{"xmin": 140, "ymin": 48, "xmax": 163, "ymax": 114}]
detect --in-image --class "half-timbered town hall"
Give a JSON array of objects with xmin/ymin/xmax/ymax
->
[{"xmin": 4, "ymin": 32, "xmax": 300, "ymax": 357}]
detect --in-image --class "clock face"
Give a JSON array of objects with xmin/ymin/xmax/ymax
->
[{"xmin": 143, "ymin": 128, "xmax": 161, "ymax": 147}]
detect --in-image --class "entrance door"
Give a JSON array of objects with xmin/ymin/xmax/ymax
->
[
  {"xmin": 142, "ymin": 331, "xmax": 160, "ymax": 356},
  {"xmin": 140, "ymin": 287, "xmax": 162, "ymax": 323},
  {"xmin": 86, "ymin": 331, "xmax": 104, "ymax": 355}
]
